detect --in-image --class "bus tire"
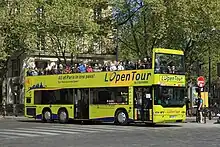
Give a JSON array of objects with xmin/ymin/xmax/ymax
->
[
  {"xmin": 58, "ymin": 109, "xmax": 68, "ymax": 123},
  {"xmin": 42, "ymin": 109, "xmax": 52, "ymax": 123},
  {"xmin": 115, "ymin": 109, "xmax": 128, "ymax": 125}
]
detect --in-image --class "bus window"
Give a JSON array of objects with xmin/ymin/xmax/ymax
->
[
  {"xmin": 90, "ymin": 87, "xmax": 128, "ymax": 105},
  {"xmin": 34, "ymin": 91, "xmax": 42, "ymax": 104},
  {"xmin": 154, "ymin": 53, "xmax": 185, "ymax": 74},
  {"xmin": 34, "ymin": 89, "xmax": 73, "ymax": 104},
  {"xmin": 59, "ymin": 89, "xmax": 73, "ymax": 104},
  {"xmin": 154, "ymin": 86, "xmax": 185, "ymax": 107}
]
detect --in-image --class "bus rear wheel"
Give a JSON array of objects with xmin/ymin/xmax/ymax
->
[
  {"xmin": 58, "ymin": 109, "xmax": 68, "ymax": 123},
  {"xmin": 115, "ymin": 110, "xmax": 128, "ymax": 125},
  {"xmin": 42, "ymin": 109, "xmax": 52, "ymax": 123}
]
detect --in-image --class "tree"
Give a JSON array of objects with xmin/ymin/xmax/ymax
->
[
  {"xmin": 0, "ymin": 0, "xmax": 113, "ymax": 70},
  {"xmin": 113, "ymin": 0, "xmax": 220, "ymax": 83},
  {"xmin": 112, "ymin": 0, "xmax": 168, "ymax": 59},
  {"xmin": 37, "ymin": 0, "xmax": 113, "ymax": 64},
  {"xmin": 0, "ymin": 0, "xmax": 33, "ymax": 77}
]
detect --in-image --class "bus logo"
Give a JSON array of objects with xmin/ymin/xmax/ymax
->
[
  {"xmin": 161, "ymin": 75, "xmax": 184, "ymax": 82},
  {"xmin": 104, "ymin": 71, "xmax": 151, "ymax": 83}
]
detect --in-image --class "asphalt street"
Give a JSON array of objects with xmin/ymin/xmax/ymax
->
[{"xmin": 0, "ymin": 118, "xmax": 220, "ymax": 147}]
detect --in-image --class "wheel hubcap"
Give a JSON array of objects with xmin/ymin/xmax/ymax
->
[
  {"xmin": 45, "ymin": 111, "xmax": 51, "ymax": 120},
  {"xmin": 60, "ymin": 111, "xmax": 67, "ymax": 121},
  {"xmin": 118, "ymin": 112, "xmax": 126, "ymax": 123},
  {"xmin": 211, "ymin": 112, "xmax": 215, "ymax": 116}
]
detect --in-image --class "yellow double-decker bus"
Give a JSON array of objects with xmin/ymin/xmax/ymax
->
[{"xmin": 24, "ymin": 48, "xmax": 186, "ymax": 125}]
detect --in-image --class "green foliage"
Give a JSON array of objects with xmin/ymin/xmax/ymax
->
[
  {"xmin": 0, "ymin": 0, "xmax": 219, "ymax": 86},
  {"xmin": 0, "ymin": 0, "xmax": 112, "ymax": 71},
  {"xmin": 113, "ymin": 0, "xmax": 220, "ymax": 84}
]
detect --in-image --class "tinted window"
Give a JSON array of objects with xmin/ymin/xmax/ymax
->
[
  {"xmin": 154, "ymin": 86, "xmax": 185, "ymax": 107},
  {"xmin": 90, "ymin": 87, "xmax": 128, "ymax": 104},
  {"xmin": 155, "ymin": 53, "xmax": 185, "ymax": 74},
  {"xmin": 34, "ymin": 89, "xmax": 73, "ymax": 104}
]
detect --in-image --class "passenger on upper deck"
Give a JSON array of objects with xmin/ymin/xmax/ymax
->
[
  {"xmin": 78, "ymin": 62, "xmax": 86, "ymax": 73},
  {"xmin": 26, "ymin": 57, "xmax": 152, "ymax": 76},
  {"xmin": 154, "ymin": 53, "xmax": 184, "ymax": 74}
]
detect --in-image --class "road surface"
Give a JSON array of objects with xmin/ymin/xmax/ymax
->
[{"xmin": 0, "ymin": 118, "xmax": 219, "ymax": 147}]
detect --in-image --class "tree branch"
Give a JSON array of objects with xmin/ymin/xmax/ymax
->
[
  {"xmin": 54, "ymin": 33, "xmax": 67, "ymax": 65},
  {"xmin": 151, "ymin": 37, "xmax": 157, "ymax": 52},
  {"xmin": 117, "ymin": 5, "xmax": 145, "ymax": 26},
  {"xmin": 118, "ymin": 37, "xmax": 136, "ymax": 51},
  {"xmin": 124, "ymin": 0, "xmax": 140, "ymax": 57},
  {"xmin": 49, "ymin": 35, "xmax": 62, "ymax": 64}
]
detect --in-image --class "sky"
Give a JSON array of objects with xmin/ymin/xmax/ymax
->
[{"xmin": 112, "ymin": 0, "xmax": 144, "ymax": 22}]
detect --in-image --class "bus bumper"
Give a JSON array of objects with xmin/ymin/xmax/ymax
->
[{"xmin": 153, "ymin": 114, "xmax": 186, "ymax": 123}]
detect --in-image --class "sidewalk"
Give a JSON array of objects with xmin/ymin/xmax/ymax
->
[
  {"xmin": 0, "ymin": 115, "xmax": 26, "ymax": 120},
  {"xmin": 185, "ymin": 116, "xmax": 218, "ymax": 123},
  {"xmin": 0, "ymin": 115, "xmax": 219, "ymax": 124}
]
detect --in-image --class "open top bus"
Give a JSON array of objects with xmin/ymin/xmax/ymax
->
[{"xmin": 24, "ymin": 48, "xmax": 186, "ymax": 125}]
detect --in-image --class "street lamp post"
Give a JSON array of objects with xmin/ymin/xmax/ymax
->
[
  {"xmin": 208, "ymin": 27, "xmax": 218, "ymax": 107},
  {"xmin": 115, "ymin": 27, "xmax": 118, "ymax": 61},
  {"xmin": 201, "ymin": 27, "xmax": 217, "ymax": 107},
  {"xmin": 208, "ymin": 46, "xmax": 211, "ymax": 107},
  {"xmin": 115, "ymin": 12, "xmax": 119, "ymax": 62}
]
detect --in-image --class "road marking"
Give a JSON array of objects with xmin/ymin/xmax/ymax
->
[
  {"xmin": 5, "ymin": 129, "xmax": 59, "ymax": 135},
  {"xmin": 0, "ymin": 134, "xmax": 21, "ymax": 139},
  {"xmin": 51, "ymin": 126, "xmax": 116, "ymax": 132},
  {"xmin": 52, "ymin": 125, "xmax": 133, "ymax": 131},
  {"xmin": 44, "ymin": 126, "xmax": 99, "ymax": 133},
  {"xmin": 0, "ymin": 131, "xmax": 39, "ymax": 137},
  {"xmin": 87, "ymin": 125, "xmax": 135, "ymax": 131},
  {"xmin": 24, "ymin": 128, "xmax": 80, "ymax": 134}
]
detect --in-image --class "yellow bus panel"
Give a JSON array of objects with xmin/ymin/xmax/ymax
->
[{"xmin": 25, "ymin": 70, "xmax": 153, "ymax": 89}]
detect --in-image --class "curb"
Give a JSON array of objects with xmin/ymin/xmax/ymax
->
[{"xmin": 0, "ymin": 115, "xmax": 26, "ymax": 120}]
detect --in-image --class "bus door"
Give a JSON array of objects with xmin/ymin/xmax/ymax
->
[
  {"xmin": 134, "ymin": 87, "xmax": 152, "ymax": 121},
  {"xmin": 74, "ymin": 88, "xmax": 89, "ymax": 119}
]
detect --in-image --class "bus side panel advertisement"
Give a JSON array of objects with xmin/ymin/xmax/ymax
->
[{"xmin": 25, "ymin": 70, "xmax": 153, "ymax": 90}]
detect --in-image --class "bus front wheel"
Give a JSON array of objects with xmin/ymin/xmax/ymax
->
[
  {"xmin": 42, "ymin": 109, "xmax": 52, "ymax": 123},
  {"xmin": 58, "ymin": 109, "xmax": 68, "ymax": 123},
  {"xmin": 115, "ymin": 110, "xmax": 128, "ymax": 125}
]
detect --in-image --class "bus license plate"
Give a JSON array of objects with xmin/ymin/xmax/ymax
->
[{"xmin": 170, "ymin": 116, "xmax": 176, "ymax": 118}]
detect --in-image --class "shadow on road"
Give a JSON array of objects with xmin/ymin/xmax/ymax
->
[
  {"xmin": 17, "ymin": 119, "xmax": 182, "ymax": 128},
  {"xmin": 128, "ymin": 123, "xmax": 182, "ymax": 128},
  {"xmin": 17, "ymin": 119, "xmax": 60, "ymax": 124},
  {"xmin": 213, "ymin": 122, "xmax": 220, "ymax": 124},
  {"xmin": 186, "ymin": 120, "xmax": 197, "ymax": 123}
]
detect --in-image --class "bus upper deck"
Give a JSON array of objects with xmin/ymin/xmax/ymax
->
[
  {"xmin": 26, "ymin": 48, "xmax": 184, "ymax": 76},
  {"xmin": 26, "ymin": 48, "xmax": 185, "ymax": 86}
]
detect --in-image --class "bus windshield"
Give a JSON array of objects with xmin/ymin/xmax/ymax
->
[
  {"xmin": 154, "ymin": 86, "xmax": 185, "ymax": 107},
  {"xmin": 154, "ymin": 53, "xmax": 185, "ymax": 74}
]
